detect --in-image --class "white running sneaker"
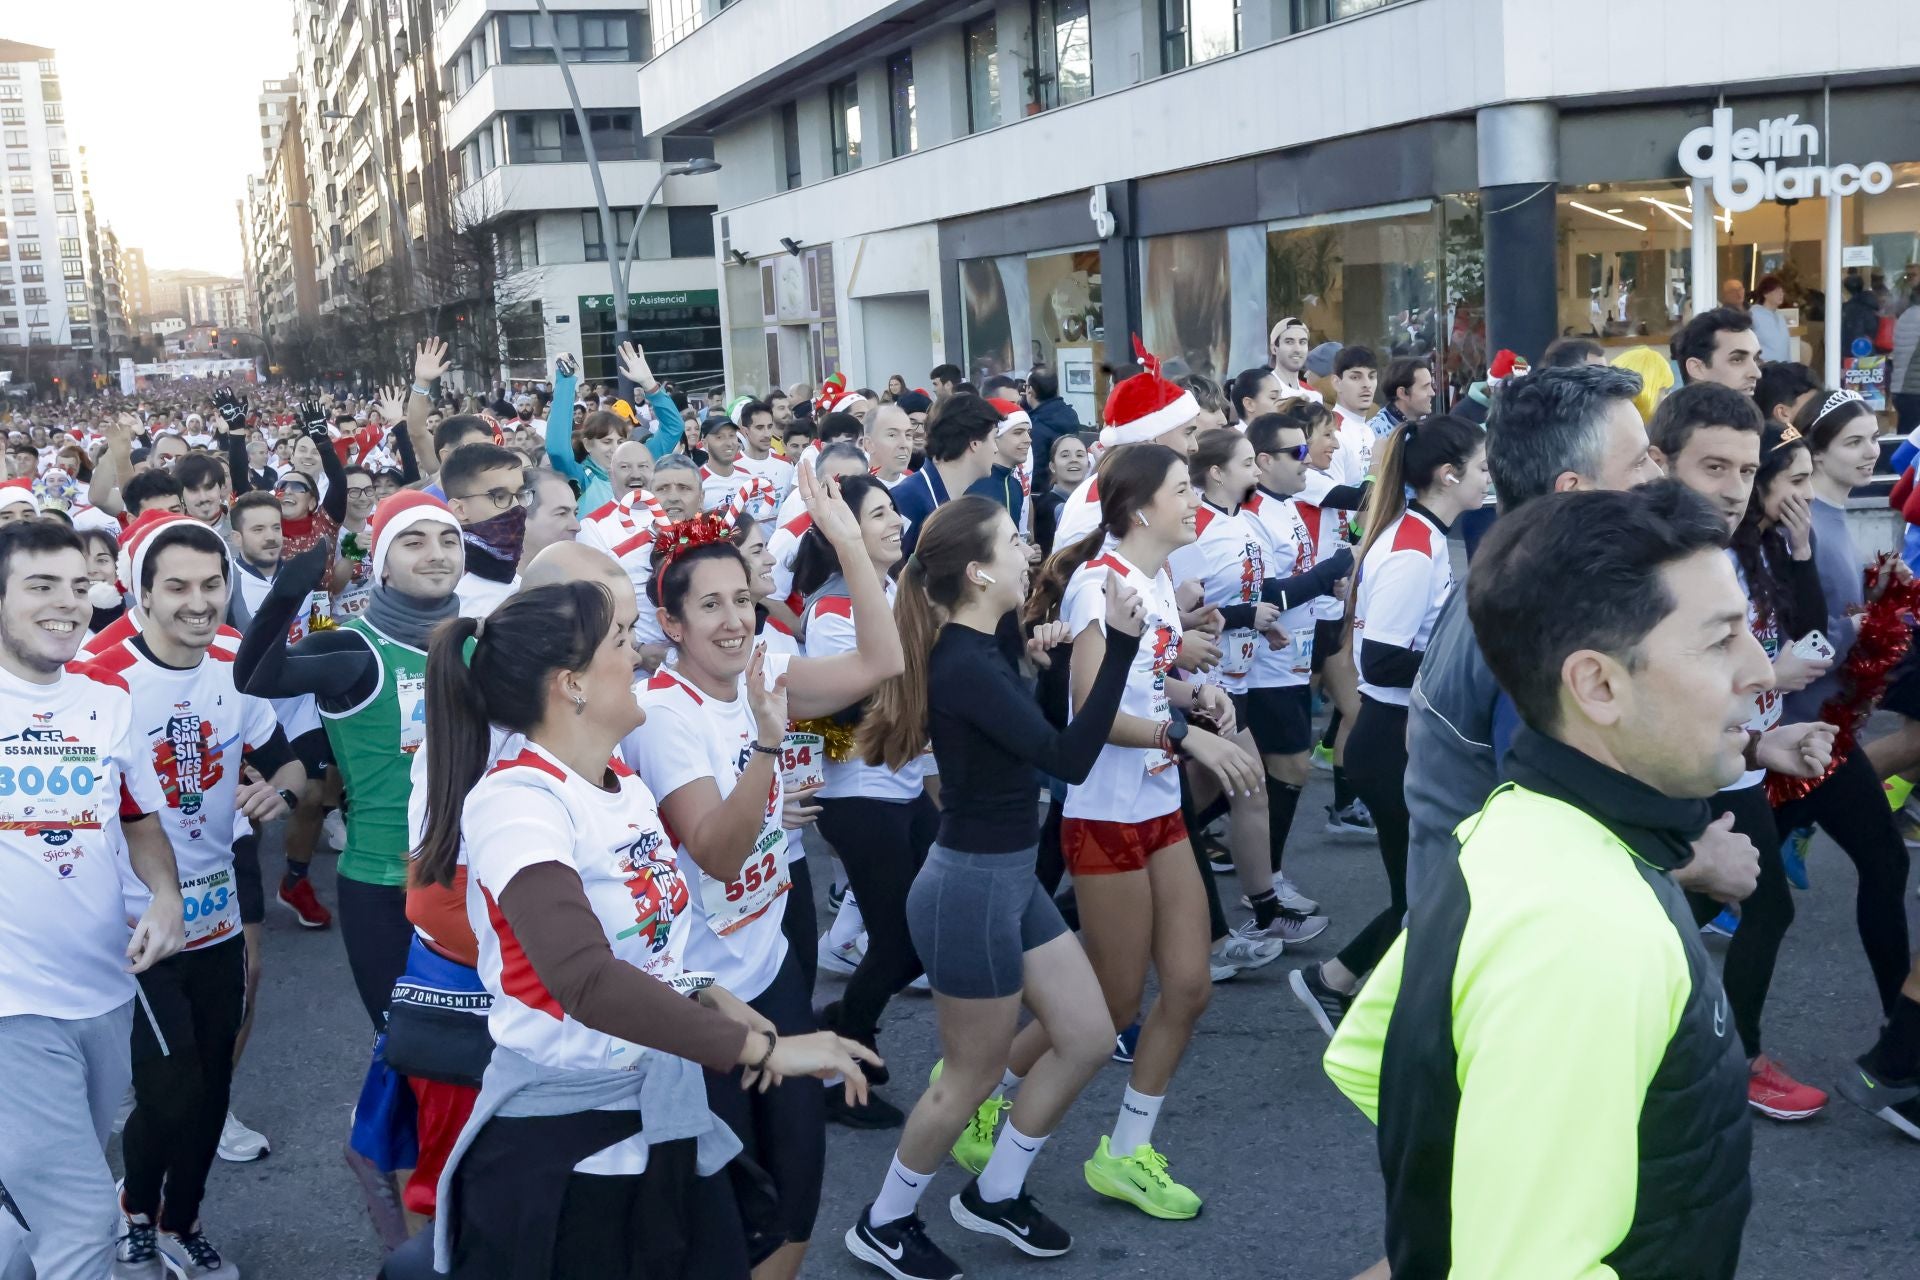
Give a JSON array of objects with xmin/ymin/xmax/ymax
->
[
  {"xmin": 1240, "ymin": 878, "xmax": 1322, "ymax": 916},
  {"xmin": 1261, "ymin": 907, "xmax": 1331, "ymax": 945},
  {"xmin": 321, "ymin": 807, "xmax": 347, "ymax": 851},
  {"xmin": 217, "ymin": 1111, "xmax": 270, "ymax": 1163},
  {"xmin": 909, "ymin": 972, "xmax": 932, "ymax": 992},
  {"xmin": 157, "ymin": 1225, "xmax": 240, "ymax": 1279},
  {"xmin": 816, "ymin": 933, "xmax": 864, "ymax": 976},
  {"xmin": 1214, "ymin": 925, "xmax": 1284, "ymax": 975}
]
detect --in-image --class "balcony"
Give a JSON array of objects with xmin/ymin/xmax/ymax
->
[
  {"xmin": 456, "ymin": 158, "xmax": 719, "ymax": 224},
  {"xmin": 442, "ymin": 61, "xmax": 644, "ymax": 151}
]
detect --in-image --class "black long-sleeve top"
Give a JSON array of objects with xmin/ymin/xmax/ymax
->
[
  {"xmin": 929, "ymin": 621, "xmax": 1140, "ymax": 852},
  {"xmin": 232, "ymin": 546, "xmax": 381, "ymax": 712}
]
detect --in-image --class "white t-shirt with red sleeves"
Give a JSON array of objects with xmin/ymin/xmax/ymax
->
[
  {"xmin": 623, "ymin": 658, "xmax": 792, "ymax": 1002},
  {"xmin": 1060, "ymin": 550, "xmax": 1185, "ymax": 824},
  {"xmin": 803, "ymin": 582, "xmax": 932, "ymax": 801},
  {"xmin": 1330, "ymin": 404, "xmax": 1375, "ymax": 487},
  {"xmin": 0, "ymin": 660, "xmax": 169, "ymax": 1021},
  {"xmin": 576, "ymin": 488, "xmax": 668, "ymax": 647},
  {"xmin": 766, "ymin": 511, "xmax": 812, "ymax": 610},
  {"xmin": 1049, "ymin": 472, "xmax": 1104, "ymax": 552},
  {"xmin": 1166, "ymin": 501, "xmax": 1265, "ymax": 693},
  {"xmin": 1240, "ymin": 490, "xmax": 1319, "ymax": 687},
  {"xmin": 1294, "ymin": 468, "xmax": 1351, "ymax": 623},
  {"xmin": 463, "ymin": 743, "xmax": 691, "ymax": 1072},
  {"xmin": 89, "ymin": 628, "xmax": 279, "ymax": 950},
  {"xmin": 736, "ymin": 453, "xmax": 796, "ymax": 507},
  {"xmin": 1351, "ymin": 508, "xmax": 1452, "ymax": 707}
]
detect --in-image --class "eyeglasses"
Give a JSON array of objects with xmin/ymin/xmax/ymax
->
[
  {"xmin": 1267, "ymin": 444, "xmax": 1311, "ymax": 462},
  {"xmin": 455, "ymin": 485, "xmax": 533, "ymax": 510},
  {"xmin": 346, "ymin": 485, "xmax": 375, "ymax": 499}
]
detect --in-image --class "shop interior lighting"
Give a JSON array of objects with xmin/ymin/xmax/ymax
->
[
  {"xmin": 1640, "ymin": 197, "xmax": 1694, "ymax": 229},
  {"xmin": 1899, "ymin": 181, "xmax": 1920, "ymax": 189},
  {"xmin": 1681, "ymin": 185, "xmax": 1733, "ymax": 232},
  {"xmin": 1570, "ymin": 200, "xmax": 1647, "ymax": 231}
]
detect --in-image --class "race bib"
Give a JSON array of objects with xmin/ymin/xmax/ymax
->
[
  {"xmin": 699, "ymin": 824, "xmax": 790, "ymax": 938},
  {"xmin": 396, "ymin": 671, "xmax": 426, "ymax": 754},
  {"xmin": 1290, "ymin": 627, "xmax": 1314, "ymax": 677},
  {"xmin": 180, "ymin": 865, "xmax": 239, "ymax": 949},
  {"xmin": 780, "ymin": 731, "xmax": 825, "ymax": 793},
  {"xmin": 1220, "ymin": 628, "xmax": 1257, "ymax": 677}
]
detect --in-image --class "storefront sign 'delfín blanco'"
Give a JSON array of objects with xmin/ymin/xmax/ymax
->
[{"xmin": 1679, "ymin": 108, "xmax": 1894, "ymax": 213}]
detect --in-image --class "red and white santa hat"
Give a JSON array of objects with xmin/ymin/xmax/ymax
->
[
  {"xmin": 117, "ymin": 509, "xmax": 231, "ymax": 601},
  {"xmin": 814, "ymin": 372, "xmax": 868, "ymax": 419},
  {"xmin": 987, "ymin": 397, "xmax": 1031, "ymax": 436},
  {"xmin": 1099, "ymin": 336, "xmax": 1198, "ymax": 450},
  {"xmin": 1487, "ymin": 349, "xmax": 1530, "ymax": 385},
  {"xmin": 368, "ymin": 490, "xmax": 463, "ymax": 584},
  {"xmin": 0, "ymin": 478, "xmax": 38, "ymax": 515}
]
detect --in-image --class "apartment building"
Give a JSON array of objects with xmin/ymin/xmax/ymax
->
[
  {"xmin": 0, "ymin": 39, "xmax": 114, "ymax": 377},
  {"xmin": 638, "ymin": 0, "xmax": 1920, "ymax": 419},
  {"xmin": 433, "ymin": 0, "xmax": 722, "ymax": 386},
  {"xmin": 246, "ymin": 75, "xmax": 321, "ymax": 349}
]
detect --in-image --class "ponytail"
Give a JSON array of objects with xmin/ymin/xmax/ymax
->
[
  {"xmin": 416, "ymin": 615, "xmax": 486, "ymax": 890},
  {"xmin": 1023, "ymin": 526, "xmax": 1106, "ymax": 629},
  {"xmin": 414, "ymin": 581, "xmax": 616, "ymax": 888},
  {"xmin": 1347, "ymin": 414, "xmax": 1481, "ymax": 643},
  {"xmin": 860, "ymin": 497, "xmax": 1005, "ymax": 769},
  {"xmin": 1022, "ymin": 442, "xmax": 1183, "ymax": 627}
]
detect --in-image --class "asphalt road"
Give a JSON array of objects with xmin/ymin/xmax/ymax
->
[{"xmin": 147, "ymin": 765, "xmax": 1920, "ymax": 1279}]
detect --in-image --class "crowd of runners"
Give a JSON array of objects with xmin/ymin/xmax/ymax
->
[{"xmin": 1, "ymin": 303, "xmax": 1918, "ymax": 1280}]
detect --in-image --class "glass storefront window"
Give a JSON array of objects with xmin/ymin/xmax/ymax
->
[
  {"xmin": 1267, "ymin": 202, "xmax": 1440, "ymax": 363},
  {"xmin": 579, "ymin": 289, "xmax": 724, "ymax": 395},
  {"xmin": 960, "ymin": 247, "xmax": 1105, "ymax": 421}
]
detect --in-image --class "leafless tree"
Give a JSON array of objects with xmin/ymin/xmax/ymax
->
[{"xmin": 417, "ymin": 181, "xmax": 541, "ymax": 390}]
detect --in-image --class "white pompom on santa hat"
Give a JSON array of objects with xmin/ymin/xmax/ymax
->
[
  {"xmin": 0, "ymin": 478, "xmax": 38, "ymax": 517},
  {"xmin": 987, "ymin": 397, "xmax": 1031, "ymax": 435},
  {"xmin": 368, "ymin": 490, "xmax": 463, "ymax": 585},
  {"xmin": 1098, "ymin": 336, "xmax": 1198, "ymax": 450}
]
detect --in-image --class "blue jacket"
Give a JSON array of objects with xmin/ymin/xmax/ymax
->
[{"xmin": 1028, "ymin": 396, "xmax": 1081, "ymax": 491}]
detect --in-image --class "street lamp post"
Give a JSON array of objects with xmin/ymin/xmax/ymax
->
[{"xmin": 530, "ymin": 0, "xmax": 719, "ymax": 401}]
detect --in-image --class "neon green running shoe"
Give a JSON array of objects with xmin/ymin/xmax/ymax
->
[
  {"xmin": 1082, "ymin": 1136, "xmax": 1201, "ymax": 1220},
  {"xmin": 927, "ymin": 1059, "xmax": 1009, "ymax": 1174},
  {"xmin": 1310, "ymin": 742, "xmax": 1335, "ymax": 771}
]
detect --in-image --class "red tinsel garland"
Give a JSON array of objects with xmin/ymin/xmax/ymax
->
[{"xmin": 1766, "ymin": 553, "xmax": 1920, "ymax": 805}]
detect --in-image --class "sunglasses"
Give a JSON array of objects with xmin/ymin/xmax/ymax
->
[{"xmin": 1266, "ymin": 443, "xmax": 1311, "ymax": 462}]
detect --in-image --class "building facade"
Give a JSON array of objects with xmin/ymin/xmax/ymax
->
[
  {"xmin": 0, "ymin": 39, "xmax": 118, "ymax": 381},
  {"xmin": 432, "ymin": 0, "xmax": 723, "ymax": 388},
  {"xmin": 638, "ymin": 0, "xmax": 1920, "ymax": 417},
  {"xmin": 246, "ymin": 76, "xmax": 321, "ymax": 355}
]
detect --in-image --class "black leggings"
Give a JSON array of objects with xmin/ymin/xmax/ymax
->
[
  {"xmin": 1693, "ymin": 783, "xmax": 1793, "ymax": 1058},
  {"xmin": 337, "ymin": 874, "xmax": 414, "ymax": 1031},
  {"xmin": 778, "ymin": 849, "xmax": 818, "ymax": 997},
  {"xmin": 1335, "ymin": 696, "xmax": 1411, "ymax": 978},
  {"xmin": 1773, "ymin": 748, "xmax": 1913, "ymax": 1015},
  {"xmin": 815, "ymin": 794, "xmax": 937, "ymax": 1044}
]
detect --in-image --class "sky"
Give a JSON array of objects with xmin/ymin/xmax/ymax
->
[{"xmin": 9, "ymin": 2, "xmax": 296, "ymax": 278}]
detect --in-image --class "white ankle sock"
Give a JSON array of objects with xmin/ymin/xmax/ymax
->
[
  {"xmin": 976, "ymin": 1122, "xmax": 1048, "ymax": 1203},
  {"xmin": 1109, "ymin": 1085, "xmax": 1163, "ymax": 1156},
  {"xmin": 994, "ymin": 1068, "xmax": 1022, "ymax": 1100},
  {"xmin": 869, "ymin": 1153, "xmax": 933, "ymax": 1226},
  {"xmin": 828, "ymin": 892, "xmax": 866, "ymax": 947}
]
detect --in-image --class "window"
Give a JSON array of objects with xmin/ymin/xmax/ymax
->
[
  {"xmin": 458, "ymin": 127, "xmax": 497, "ymax": 186},
  {"xmin": 829, "ymin": 79, "xmax": 860, "ymax": 176},
  {"xmin": 47, "ymin": 149, "xmax": 66, "ymax": 168},
  {"xmin": 42, "ymin": 105, "xmax": 61, "ymax": 123},
  {"xmin": 17, "ymin": 240, "xmax": 37, "ymax": 261},
  {"xmin": 507, "ymin": 111, "xmax": 639, "ymax": 163},
  {"xmin": 668, "ymin": 206, "xmax": 715, "ymax": 258},
  {"xmin": 0, "ymin": 86, "xmax": 19, "ymax": 102},
  {"xmin": 887, "ymin": 53, "xmax": 916, "ymax": 157},
  {"xmin": 64, "ymin": 280, "xmax": 86, "ymax": 302},
  {"xmin": 780, "ymin": 102, "xmax": 801, "ymax": 191},
  {"xmin": 965, "ymin": 17, "xmax": 1000, "ymax": 134},
  {"xmin": 7, "ymin": 176, "xmax": 27, "ymax": 192},
  {"xmin": 581, "ymin": 209, "xmax": 639, "ymax": 261},
  {"xmin": 58, "ymin": 238, "xmax": 81, "ymax": 259},
  {"xmin": 500, "ymin": 11, "xmax": 639, "ymax": 62},
  {"xmin": 1035, "ymin": 0, "xmax": 1093, "ymax": 108},
  {"xmin": 0, "ymin": 290, "xmax": 9, "ymax": 305},
  {"xmin": 0, "ymin": 108, "xmax": 21, "ymax": 124},
  {"xmin": 20, "ymin": 264, "xmax": 41, "ymax": 282},
  {"xmin": 54, "ymin": 194, "xmax": 73, "ymax": 214},
  {"xmin": 23, "ymin": 287, "xmax": 45, "ymax": 305},
  {"xmin": 4, "ymin": 153, "xmax": 25, "ymax": 171},
  {"xmin": 50, "ymin": 172, "xmax": 69, "ymax": 190},
  {"xmin": 9, "ymin": 199, "xmax": 29, "ymax": 217},
  {"xmin": 1161, "ymin": 0, "xmax": 1238, "ymax": 70},
  {"xmin": 2, "ymin": 130, "xmax": 22, "ymax": 148},
  {"xmin": 662, "ymin": 134, "xmax": 714, "ymax": 164},
  {"xmin": 39, "ymin": 80, "xmax": 60, "ymax": 103},
  {"xmin": 1291, "ymin": 0, "xmax": 1404, "ymax": 28}
]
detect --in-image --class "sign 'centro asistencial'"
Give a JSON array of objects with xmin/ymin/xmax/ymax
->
[{"xmin": 1678, "ymin": 108, "xmax": 1893, "ymax": 213}]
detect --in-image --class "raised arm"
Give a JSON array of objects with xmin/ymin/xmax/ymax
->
[
  {"xmin": 90, "ymin": 413, "xmax": 136, "ymax": 517},
  {"xmin": 409, "ymin": 339, "xmax": 450, "ymax": 479},
  {"xmin": 233, "ymin": 545, "xmax": 377, "ymax": 705},
  {"xmin": 783, "ymin": 467, "xmax": 906, "ymax": 719},
  {"xmin": 956, "ymin": 615, "xmax": 1141, "ymax": 783},
  {"xmin": 615, "ymin": 342, "xmax": 682, "ymax": 460},
  {"xmin": 543, "ymin": 353, "xmax": 587, "ymax": 484}
]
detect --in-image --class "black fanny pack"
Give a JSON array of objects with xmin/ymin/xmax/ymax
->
[{"xmin": 382, "ymin": 976, "xmax": 495, "ymax": 1088}]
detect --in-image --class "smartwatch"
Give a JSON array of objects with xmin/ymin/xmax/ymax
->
[
  {"xmin": 276, "ymin": 787, "xmax": 300, "ymax": 812},
  {"xmin": 1164, "ymin": 719, "xmax": 1190, "ymax": 756}
]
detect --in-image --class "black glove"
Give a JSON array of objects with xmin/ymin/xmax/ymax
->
[
  {"xmin": 1319, "ymin": 546, "xmax": 1355, "ymax": 582},
  {"xmin": 212, "ymin": 386, "xmax": 245, "ymax": 431},
  {"xmin": 271, "ymin": 544, "xmax": 331, "ymax": 603},
  {"xmin": 299, "ymin": 398, "xmax": 329, "ymax": 440}
]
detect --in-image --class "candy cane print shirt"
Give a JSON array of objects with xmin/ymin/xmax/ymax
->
[
  {"xmin": 1060, "ymin": 550, "xmax": 1185, "ymax": 824},
  {"xmin": 623, "ymin": 655, "xmax": 793, "ymax": 1002},
  {"xmin": 1241, "ymin": 490, "xmax": 1320, "ymax": 689},
  {"xmin": 464, "ymin": 743, "xmax": 691, "ymax": 1072},
  {"xmin": 89, "ymin": 627, "xmax": 278, "ymax": 949},
  {"xmin": 1166, "ymin": 501, "xmax": 1265, "ymax": 693},
  {"xmin": 0, "ymin": 660, "xmax": 169, "ymax": 1021}
]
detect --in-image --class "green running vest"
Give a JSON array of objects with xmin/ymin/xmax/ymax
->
[{"xmin": 322, "ymin": 618, "xmax": 427, "ymax": 887}]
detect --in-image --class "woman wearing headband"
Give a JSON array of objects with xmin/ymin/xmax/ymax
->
[{"xmin": 1771, "ymin": 389, "xmax": 1913, "ymax": 1032}]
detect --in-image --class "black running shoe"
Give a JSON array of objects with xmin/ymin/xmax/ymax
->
[
  {"xmin": 820, "ymin": 1000, "xmax": 891, "ymax": 1086},
  {"xmin": 1837, "ymin": 1052, "xmax": 1920, "ymax": 1142},
  {"xmin": 950, "ymin": 1179, "xmax": 1071, "ymax": 1257},
  {"xmin": 1289, "ymin": 962, "xmax": 1352, "ymax": 1038},
  {"xmin": 828, "ymin": 1085, "xmax": 906, "ymax": 1130},
  {"xmin": 845, "ymin": 1205, "xmax": 963, "ymax": 1280}
]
